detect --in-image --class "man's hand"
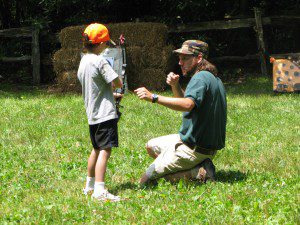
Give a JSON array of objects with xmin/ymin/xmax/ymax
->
[
  {"xmin": 134, "ymin": 87, "xmax": 152, "ymax": 102},
  {"xmin": 166, "ymin": 72, "xmax": 180, "ymax": 87}
]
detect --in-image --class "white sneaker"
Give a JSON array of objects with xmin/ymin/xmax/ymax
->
[
  {"xmin": 83, "ymin": 187, "xmax": 94, "ymax": 195},
  {"xmin": 92, "ymin": 190, "xmax": 121, "ymax": 202}
]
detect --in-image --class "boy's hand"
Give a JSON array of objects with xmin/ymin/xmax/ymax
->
[{"xmin": 113, "ymin": 92, "xmax": 123, "ymax": 100}]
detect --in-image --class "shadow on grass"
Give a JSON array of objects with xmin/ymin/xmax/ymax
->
[
  {"xmin": 0, "ymin": 83, "xmax": 45, "ymax": 98},
  {"xmin": 215, "ymin": 169, "xmax": 247, "ymax": 183},
  {"xmin": 110, "ymin": 169, "xmax": 247, "ymax": 193},
  {"xmin": 110, "ymin": 182, "xmax": 140, "ymax": 193},
  {"xmin": 0, "ymin": 83, "xmax": 78, "ymax": 98}
]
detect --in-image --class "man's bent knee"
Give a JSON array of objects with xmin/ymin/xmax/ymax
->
[{"xmin": 146, "ymin": 142, "xmax": 158, "ymax": 159}]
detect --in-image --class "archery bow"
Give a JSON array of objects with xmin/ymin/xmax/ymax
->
[{"xmin": 115, "ymin": 34, "xmax": 126, "ymax": 120}]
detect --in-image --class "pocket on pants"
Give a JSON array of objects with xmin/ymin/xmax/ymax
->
[{"xmin": 174, "ymin": 143, "xmax": 199, "ymax": 170}]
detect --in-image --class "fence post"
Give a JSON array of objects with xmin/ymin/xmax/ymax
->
[
  {"xmin": 32, "ymin": 26, "xmax": 40, "ymax": 85},
  {"xmin": 254, "ymin": 8, "xmax": 268, "ymax": 76}
]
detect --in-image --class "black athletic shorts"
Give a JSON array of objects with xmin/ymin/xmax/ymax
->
[{"xmin": 89, "ymin": 119, "xmax": 118, "ymax": 150}]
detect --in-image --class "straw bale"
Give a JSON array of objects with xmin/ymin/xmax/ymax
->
[
  {"xmin": 52, "ymin": 44, "xmax": 176, "ymax": 91},
  {"xmin": 140, "ymin": 45, "xmax": 174, "ymax": 70},
  {"xmin": 59, "ymin": 25, "xmax": 85, "ymax": 49},
  {"xmin": 107, "ymin": 23, "xmax": 168, "ymax": 47},
  {"xmin": 126, "ymin": 45, "xmax": 174, "ymax": 70},
  {"xmin": 53, "ymin": 48, "xmax": 81, "ymax": 74},
  {"xmin": 126, "ymin": 46, "xmax": 143, "ymax": 70},
  {"xmin": 54, "ymin": 22, "xmax": 173, "ymax": 92},
  {"xmin": 56, "ymin": 70, "xmax": 81, "ymax": 93},
  {"xmin": 59, "ymin": 23, "xmax": 168, "ymax": 49},
  {"xmin": 128, "ymin": 68, "xmax": 167, "ymax": 91}
]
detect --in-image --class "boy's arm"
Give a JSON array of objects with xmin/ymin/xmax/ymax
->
[{"xmin": 112, "ymin": 76, "xmax": 123, "ymax": 89}]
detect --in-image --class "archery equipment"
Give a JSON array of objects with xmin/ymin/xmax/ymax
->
[{"xmin": 100, "ymin": 34, "xmax": 127, "ymax": 119}]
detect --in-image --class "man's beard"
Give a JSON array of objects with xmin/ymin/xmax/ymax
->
[{"xmin": 184, "ymin": 63, "xmax": 199, "ymax": 77}]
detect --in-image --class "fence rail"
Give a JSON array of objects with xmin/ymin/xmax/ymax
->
[
  {"xmin": 0, "ymin": 26, "xmax": 40, "ymax": 84},
  {"xmin": 0, "ymin": 27, "xmax": 32, "ymax": 37},
  {"xmin": 169, "ymin": 16, "xmax": 300, "ymax": 33}
]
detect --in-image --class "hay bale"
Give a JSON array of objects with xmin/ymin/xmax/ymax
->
[
  {"xmin": 127, "ymin": 68, "xmax": 167, "ymax": 91},
  {"xmin": 59, "ymin": 23, "xmax": 168, "ymax": 49},
  {"xmin": 140, "ymin": 45, "xmax": 174, "ymax": 70},
  {"xmin": 54, "ymin": 22, "xmax": 175, "ymax": 92},
  {"xmin": 59, "ymin": 25, "xmax": 85, "ymax": 49},
  {"xmin": 52, "ymin": 45, "xmax": 175, "ymax": 92},
  {"xmin": 125, "ymin": 45, "xmax": 175, "ymax": 90},
  {"xmin": 53, "ymin": 48, "xmax": 81, "ymax": 74},
  {"xmin": 56, "ymin": 70, "xmax": 81, "ymax": 93},
  {"xmin": 141, "ymin": 68, "xmax": 167, "ymax": 91},
  {"xmin": 126, "ymin": 45, "xmax": 174, "ymax": 70},
  {"xmin": 107, "ymin": 23, "xmax": 168, "ymax": 48},
  {"xmin": 126, "ymin": 46, "xmax": 143, "ymax": 70}
]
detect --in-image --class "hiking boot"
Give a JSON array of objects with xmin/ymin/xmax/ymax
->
[
  {"xmin": 92, "ymin": 190, "xmax": 121, "ymax": 202},
  {"xmin": 194, "ymin": 158, "xmax": 216, "ymax": 183}
]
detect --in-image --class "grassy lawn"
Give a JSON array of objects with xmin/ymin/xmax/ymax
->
[{"xmin": 0, "ymin": 77, "xmax": 299, "ymax": 224}]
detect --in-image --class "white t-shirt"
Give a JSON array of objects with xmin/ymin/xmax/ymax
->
[{"xmin": 77, "ymin": 53, "xmax": 119, "ymax": 125}]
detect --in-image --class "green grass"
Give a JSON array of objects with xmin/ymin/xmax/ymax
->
[{"xmin": 0, "ymin": 77, "xmax": 299, "ymax": 224}]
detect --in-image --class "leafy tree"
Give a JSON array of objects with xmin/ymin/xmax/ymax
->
[{"xmin": 1, "ymin": 0, "xmax": 299, "ymax": 30}]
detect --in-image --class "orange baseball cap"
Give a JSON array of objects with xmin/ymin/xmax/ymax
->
[{"xmin": 83, "ymin": 23, "xmax": 116, "ymax": 45}]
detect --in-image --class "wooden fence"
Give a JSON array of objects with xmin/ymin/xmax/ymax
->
[
  {"xmin": 0, "ymin": 26, "xmax": 40, "ymax": 84},
  {"xmin": 169, "ymin": 8, "xmax": 300, "ymax": 76}
]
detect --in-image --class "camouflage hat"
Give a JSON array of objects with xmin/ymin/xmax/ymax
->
[{"xmin": 173, "ymin": 40, "xmax": 209, "ymax": 58}]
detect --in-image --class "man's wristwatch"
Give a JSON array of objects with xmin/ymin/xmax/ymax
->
[{"xmin": 152, "ymin": 93, "xmax": 158, "ymax": 103}]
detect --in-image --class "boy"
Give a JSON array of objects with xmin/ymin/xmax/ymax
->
[{"xmin": 77, "ymin": 23, "xmax": 123, "ymax": 202}]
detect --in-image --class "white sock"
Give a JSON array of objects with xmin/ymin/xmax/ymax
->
[
  {"xmin": 93, "ymin": 182, "xmax": 105, "ymax": 196},
  {"xmin": 85, "ymin": 176, "xmax": 95, "ymax": 190}
]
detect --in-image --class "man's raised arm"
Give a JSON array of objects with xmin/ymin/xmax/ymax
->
[{"xmin": 166, "ymin": 72, "xmax": 184, "ymax": 98}]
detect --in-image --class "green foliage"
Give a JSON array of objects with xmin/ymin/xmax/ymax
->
[
  {"xmin": 1, "ymin": 0, "xmax": 299, "ymax": 31},
  {"xmin": 0, "ymin": 77, "xmax": 299, "ymax": 224}
]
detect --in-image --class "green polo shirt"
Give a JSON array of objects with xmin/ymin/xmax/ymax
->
[{"xmin": 179, "ymin": 71, "xmax": 227, "ymax": 150}]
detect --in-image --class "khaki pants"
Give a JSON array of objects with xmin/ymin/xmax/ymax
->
[{"xmin": 145, "ymin": 134, "xmax": 216, "ymax": 180}]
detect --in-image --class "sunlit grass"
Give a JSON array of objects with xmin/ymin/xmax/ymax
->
[{"xmin": 0, "ymin": 77, "xmax": 299, "ymax": 224}]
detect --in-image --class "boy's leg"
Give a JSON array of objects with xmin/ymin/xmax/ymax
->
[
  {"xmin": 93, "ymin": 148, "xmax": 111, "ymax": 197},
  {"xmin": 87, "ymin": 149, "xmax": 100, "ymax": 177},
  {"xmin": 92, "ymin": 148, "xmax": 121, "ymax": 201},
  {"xmin": 95, "ymin": 148, "xmax": 111, "ymax": 182},
  {"xmin": 83, "ymin": 149, "xmax": 100, "ymax": 195}
]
